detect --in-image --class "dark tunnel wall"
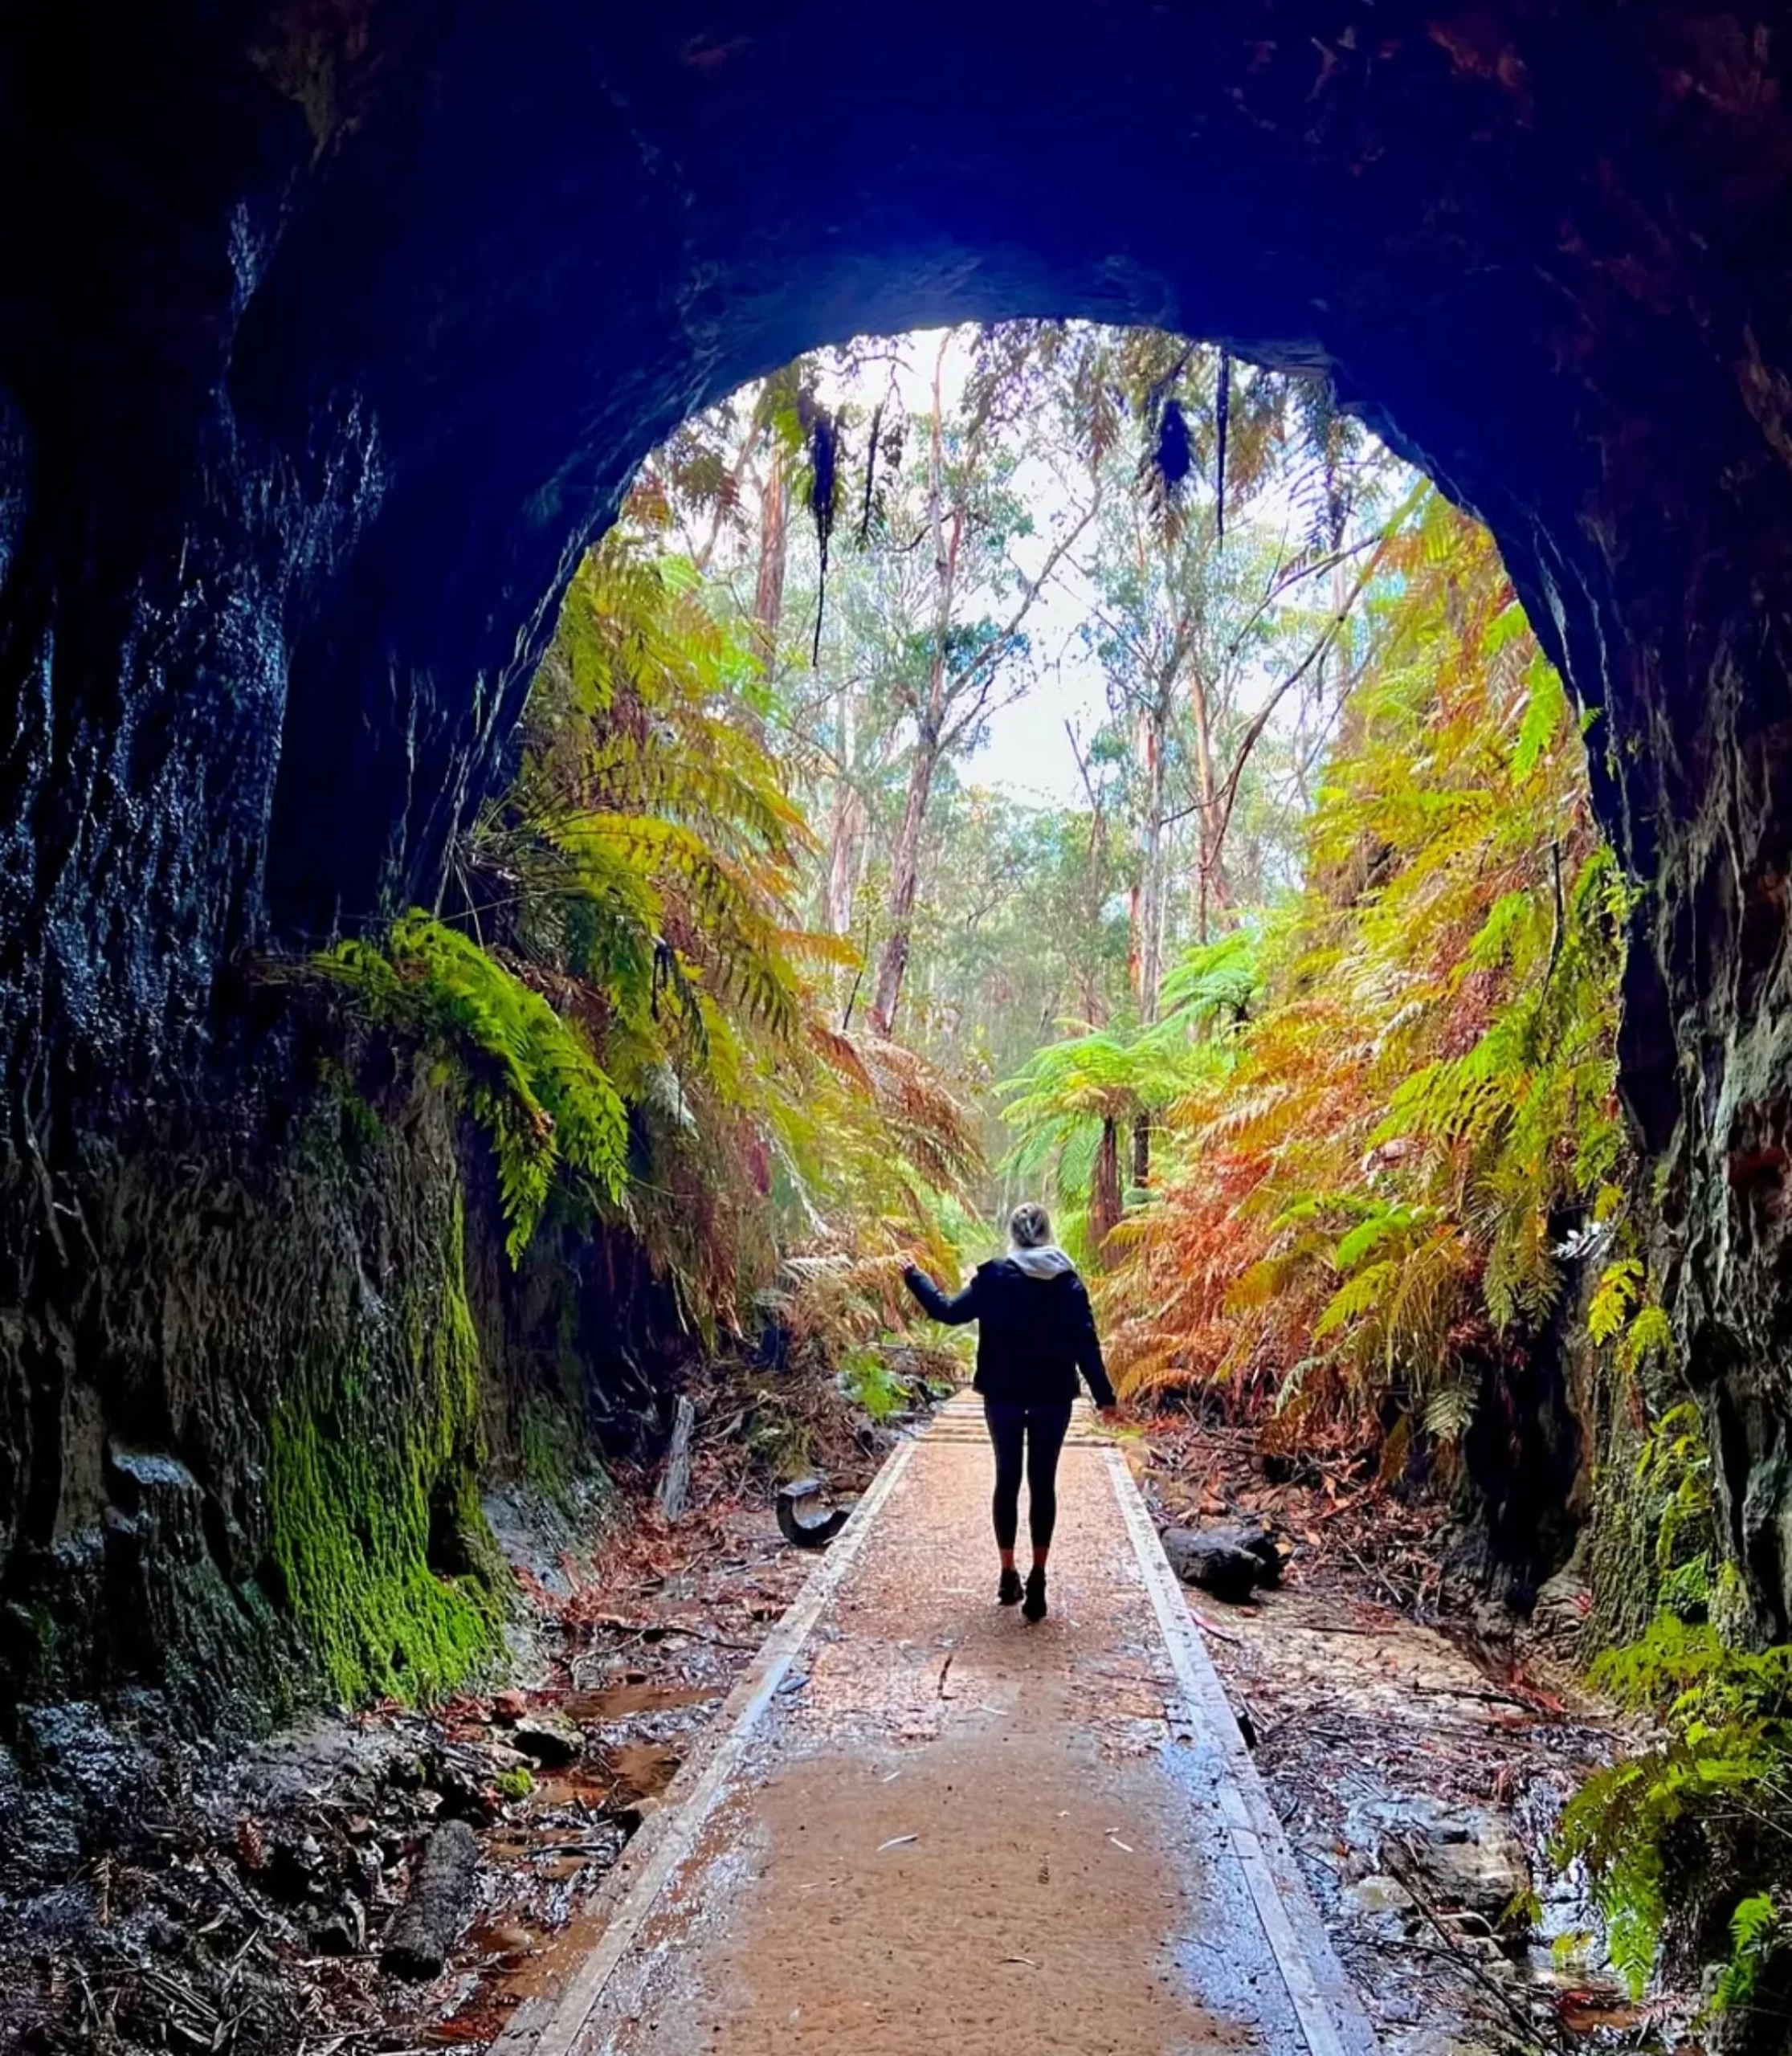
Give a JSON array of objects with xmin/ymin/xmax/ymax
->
[{"xmin": 2, "ymin": 1, "xmax": 1791, "ymax": 1715}]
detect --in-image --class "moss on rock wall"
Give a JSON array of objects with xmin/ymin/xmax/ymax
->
[
  {"xmin": 0, "ymin": 1036, "xmax": 511, "ymax": 1733},
  {"xmin": 267, "ymin": 1189, "xmax": 504, "ymax": 1705}
]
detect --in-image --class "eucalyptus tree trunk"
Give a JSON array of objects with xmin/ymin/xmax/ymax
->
[
  {"xmin": 823, "ymin": 684, "xmax": 860, "ymax": 936},
  {"xmin": 869, "ymin": 358, "xmax": 957, "ymax": 1038},
  {"xmin": 752, "ymin": 440, "xmax": 790, "ymax": 662},
  {"xmin": 868, "ymin": 722, "xmax": 940, "ymax": 1035},
  {"xmin": 1121, "ymin": 670, "xmax": 1177, "ymax": 1195},
  {"xmin": 1189, "ymin": 663, "xmax": 1227, "ymax": 945},
  {"xmin": 823, "ymin": 785, "xmax": 863, "ymax": 939},
  {"xmin": 1130, "ymin": 686, "xmax": 1169, "ymax": 1019}
]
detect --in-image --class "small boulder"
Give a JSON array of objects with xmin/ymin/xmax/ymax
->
[
  {"xmin": 1161, "ymin": 1523, "xmax": 1283, "ymax": 1602},
  {"xmin": 512, "ymin": 1710, "xmax": 583, "ymax": 1766},
  {"xmin": 1358, "ymin": 1795, "xmax": 1532, "ymax": 1927},
  {"xmin": 1343, "ymin": 1873, "xmax": 1415, "ymax": 1920}
]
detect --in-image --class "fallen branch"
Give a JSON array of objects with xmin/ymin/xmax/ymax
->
[
  {"xmin": 382, "ymin": 1821, "xmax": 481, "ymax": 1981},
  {"xmin": 657, "ymin": 1396, "xmax": 697, "ymax": 1525}
]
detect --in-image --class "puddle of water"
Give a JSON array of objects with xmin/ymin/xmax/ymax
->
[
  {"xmin": 561, "ymin": 1680, "xmax": 718, "ymax": 1720},
  {"xmin": 606, "ymin": 1739, "xmax": 681, "ymax": 1797},
  {"xmin": 439, "ymin": 1772, "xmax": 640, "ymax": 2042},
  {"xmin": 443, "ymin": 1901, "xmax": 623, "ymax": 2042},
  {"xmin": 483, "ymin": 1765, "xmax": 617, "ymax": 1858}
]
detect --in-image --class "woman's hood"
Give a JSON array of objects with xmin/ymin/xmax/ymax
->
[{"xmin": 1006, "ymin": 1243, "xmax": 1076, "ymax": 1279}]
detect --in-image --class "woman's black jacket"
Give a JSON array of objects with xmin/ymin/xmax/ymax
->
[{"xmin": 902, "ymin": 1258, "xmax": 1116, "ymax": 1409}]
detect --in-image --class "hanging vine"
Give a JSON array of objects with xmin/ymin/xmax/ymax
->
[
  {"xmin": 806, "ymin": 402, "xmax": 839, "ymax": 667},
  {"xmin": 1214, "ymin": 348, "xmax": 1231, "ymax": 545}
]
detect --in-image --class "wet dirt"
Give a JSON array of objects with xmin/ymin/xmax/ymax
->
[
  {"xmin": 560, "ymin": 1683, "xmax": 717, "ymax": 1720},
  {"xmin": 602, "ymin": 1741, "xmax": 680, "ymax": 1801},
  {"xmin": 704, "ymin": 1740, "xmax": 1251, "ymax": 2056},
  {"xmin": 1138, "ymin": 1421, "xmax": 1666, "ymax": 2054}
]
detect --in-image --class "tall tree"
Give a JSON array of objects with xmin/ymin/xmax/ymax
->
[{"xmin": 864, "ymin": 328, "xmax": 1098, "ymax": 1037}]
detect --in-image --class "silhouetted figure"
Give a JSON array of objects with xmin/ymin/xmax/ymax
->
[{"xmin": 904, "ymin": 1203, "xmax": 1118, "ymax": 1621}]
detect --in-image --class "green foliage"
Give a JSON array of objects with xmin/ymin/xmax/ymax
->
[
  {"xmin": 1557, "ymin": 1616, "xmax": 1792, "ymax": 2009},
  {"xmin": 308, "ymin": 516, "xmax": 986, "ymax": 1389},
  {"xmin": 1717, "ymin": 1894, "xmax": 1783, "ymax": 2012},
  {"xmin": 1099, "ymin": 496, "xmax": 1628, "ymax": 1427},
  {"xmin": 319, "ymin": 912, "xmax": 628, "ymax": 1262},
  {"xmin": 1559, "ymin": 1401, "xmax": 1792, "ymax": 2023},
  {"xmin": 998, "ymin": 932, "xmax": 1259, "ymax": 1238},
  {"xmin": 1639, "ymin": 1401, "xmax": 1716, "ymax": 1595},
  {"xmin": 1589, "ymin": 1258, "xmax": 1643, "ymax": 1344},
  {"xmin": 837, "ymin": 1346, "xmax": 909, "ymax": 1422}
]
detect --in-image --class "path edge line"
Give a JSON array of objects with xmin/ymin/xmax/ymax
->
[
  {"xmin": 1104, "ymin": 1445, "xmax": 1381, "ymax": 2056},
  {"xmin": 493, "ymin": 1435, "xmax": 920, "ymax": 2056}
]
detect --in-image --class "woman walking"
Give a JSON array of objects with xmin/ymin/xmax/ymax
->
[{"xmin": 903, "ymin": 1203, "xmax": 1117, "ymax": 1622}]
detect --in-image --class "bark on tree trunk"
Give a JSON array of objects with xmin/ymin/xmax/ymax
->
[
  {"xmin": 753, "ymin": 442, "xmax": 789, "ymax": 663},
  {"xmin": 823, "ymin": 687, "xmax": 860, "ymax": 937},
  {"xmin": 1132, "ymin": 690, "xmax": 1168, "ymax": 1019},
  {"xmin": 868, "ymin": 729, "xmax": 938, "ymax": 1036},
  {"xmin": 383, "ymin": 1821, "xmax": 482, "ymax": 1978},
  {"xmin": 1089, "ymin": 1116, "xmax": 1123, "ymax": 1266},
  {"xmin": 656, "ymin": 1393, "xmax": 696, "ymax": 1524},
  {"xmin": 1132, "ymin": 1110, "xmax": 1150, "ymax": 1189},
  {"xmin": 823, "ymin": 785, "xmax": 862, "ymax": 937},
  {"xmin": 1190, "ymin": 664, "xmax": 1226, "ymax": 946}
]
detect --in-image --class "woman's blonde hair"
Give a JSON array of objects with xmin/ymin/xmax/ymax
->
[{"xmin": 1008, "ymin": 1201, "xmax": 1052, "ymax": 1250}]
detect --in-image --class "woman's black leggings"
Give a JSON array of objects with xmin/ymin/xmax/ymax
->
[{"xmin": 982, "ymin": 1401, "xmax": 1074, "ymax": 1552}]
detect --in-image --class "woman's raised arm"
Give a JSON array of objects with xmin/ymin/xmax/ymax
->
[{"xmin": 903, "ymin": 1263, "xmax": 982, "ymax": 1325}]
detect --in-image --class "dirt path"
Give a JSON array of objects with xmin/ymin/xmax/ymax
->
[{"xmin": 495, "ymin": 1397, "xmax": 1376, "ymax": 2056}]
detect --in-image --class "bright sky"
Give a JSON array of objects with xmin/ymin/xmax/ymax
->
[{"xmin": 823, "ymin": 329, "xmax": 1109, "ymax": 808}]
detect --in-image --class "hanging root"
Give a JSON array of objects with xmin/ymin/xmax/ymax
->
[
  {"xmin": 857, "ymin": 398, "xmax": 884, "ymax": 549},
  {"xmin": 808, "ymin": 407, "xmax": 838, "ymax": 667},
  {"xmin": 1214, "ymin": 349, "xmax": 1231, "ymax": 545}
]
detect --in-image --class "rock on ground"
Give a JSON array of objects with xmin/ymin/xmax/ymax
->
[
  {"xmin": 1160, "ymin": 1523, "xmax": 1283, "ymax": 1601},
  {"xmin": 1352, "ymin": 1794, "xmax": 1533, "ymax": 1926},
  {"xmin": 512, "ymin": 1709, "xmax": 584, "ymax": 1764}
]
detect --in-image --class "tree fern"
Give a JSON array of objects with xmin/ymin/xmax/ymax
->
[
  {"xmin": 317, "ymin": 912, "xmax": 628, "ymax": 1260},
  {"xmin": 1098, "ymin": 493, "xmax": 1628, "ymax": 1423}
]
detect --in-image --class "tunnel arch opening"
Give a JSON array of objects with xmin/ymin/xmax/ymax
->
[
  {"xmin": 2, "ymin": 0, "xmax": 1792, "ymax": 1916},
  {"xmin": 170, "ymin": 6, "xmax": 1781, "ymax": 1641}
]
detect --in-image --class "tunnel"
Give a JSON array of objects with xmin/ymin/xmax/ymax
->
[{"xmin": 1, "ymin": 1, "xmax": 1791, "ymax": 1726}]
